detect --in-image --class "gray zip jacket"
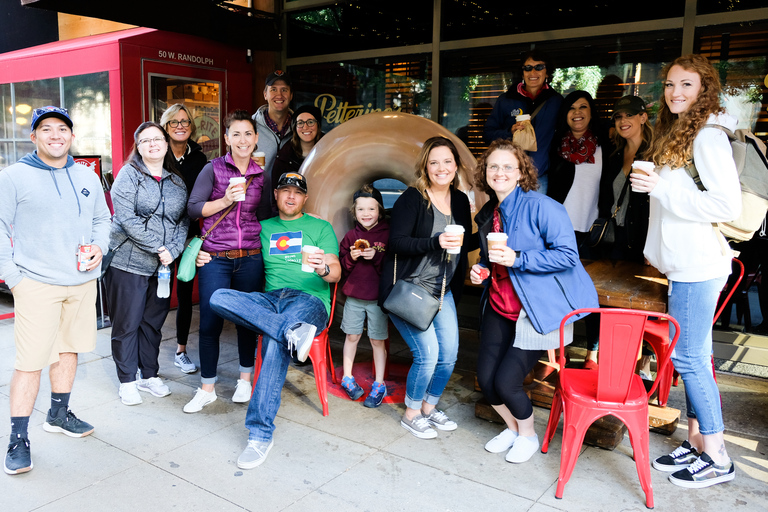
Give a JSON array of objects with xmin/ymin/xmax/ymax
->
[
  {"xmin": 0, "ymin": 151, "xmax": 111, "ymax": 289},
  {"xmin": 109, "ymin": 163, "xmax": 189, "ymax": 277},
  {"xmin": 253, "ymin": 104, "xmax": 292, "ymax": 219}
]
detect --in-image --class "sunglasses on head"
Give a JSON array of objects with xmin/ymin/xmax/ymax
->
[
  {"xmin": 522, "ymin": 64, "xmax": 546, "ymax": 72},
  {"xmin": 33, "ymin": 106, "xmax": 69, "ymax": 116}
]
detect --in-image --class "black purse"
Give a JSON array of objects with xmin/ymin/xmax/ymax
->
[
  {"xmin": 100, "ymin": 239, "xmax": 127, "ymax": 279},
  {"xmin": 587, "ymin": 174, "xmax": 631, "ymax": 248},
  {"xmin": 383, "ymin": 254, "xmax": 447, "ymax": 331}
]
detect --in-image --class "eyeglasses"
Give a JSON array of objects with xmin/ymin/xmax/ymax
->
[
  {"xmin": 138, "ymin": 137, "xmax": 166, "ymax": 146},
  {"xmin": 33, "ymin": 106, "xmax": 69, "ymax": 116},
  {"xmin": 296, "ymin": 119, "xmax": 317, "ymax": 128},
  {"xmin": 522, "ymin": 64, "xmax": 546, "ymax": 72},
  {"xmin": 487, "ymin": 164, "xmax": 520, "ymax": 174},
  {"xmin": 167, "ymin": 119, "xmax": 191, "ymax": 128}
]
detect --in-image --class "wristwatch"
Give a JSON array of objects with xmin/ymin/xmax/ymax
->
[{"xmin": 318, "ymin": 264, "xmax": 330, "ymax": 277}]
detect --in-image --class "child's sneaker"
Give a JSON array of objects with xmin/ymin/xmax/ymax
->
[
  {"xmin": 340, "ymin": 376, "xmax": 364, "ymax": 401},
  {"xmin": 668, "ymin": 452, "xmax": 735, "ymax": 488},
  {"xmin": 363, "ymin": 382, "xmax": 386, "ymax": 408}
]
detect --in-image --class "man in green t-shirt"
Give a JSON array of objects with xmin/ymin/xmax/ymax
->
[{"xmin": 207, "ymin": 172, "xmax": 340, "ymax": 470}]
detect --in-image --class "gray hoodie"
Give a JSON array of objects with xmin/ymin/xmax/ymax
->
[
  {"xmin": 0, "ymin": 151, "xmax": 111, "ymax": 289},
  {"xmin": 253, "ymin": 104, "xmax": 292, "ymax": 219}
]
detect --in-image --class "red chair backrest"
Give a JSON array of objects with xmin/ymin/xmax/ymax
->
[
  {"xmin": 712, "ymin": 257, "xmax": 744, "ymax": 325},
  {"xmin": 559, "ymin": 308, "xmax": 681, "ymax": 403}
]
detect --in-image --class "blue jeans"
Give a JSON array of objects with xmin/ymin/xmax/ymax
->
[
  {"xmin": 668, "ymin": 277, "xmax": 727, "ymax": 435},
  {"xmin": 198, "ymin": 254, "xmax": 263, "ymax": 384},
  {"xmin": 389, "ymin": 290, "xmax": 459, "ymax": 410},
  {"xmin": 209, "ymin": 287, "xmax": 328, "ymax": 442},
  {"xmin": 537, "ymin": 173, "xmax": 548, "ymax": 195}
]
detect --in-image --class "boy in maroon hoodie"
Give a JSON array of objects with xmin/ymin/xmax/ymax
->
[{"xmin": 338, "ymin": 185, "xmax": 390, "ymax": 407}]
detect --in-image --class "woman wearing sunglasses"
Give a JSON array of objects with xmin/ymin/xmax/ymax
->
[
  {"xmin": 484, "ymin": 50, "xmax": 563, "ymax": 194},
  {"xmin": 270, "ymin": 105, "xmax": 324, "ymax": 213}
]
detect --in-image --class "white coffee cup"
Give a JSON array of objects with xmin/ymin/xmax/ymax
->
[
  {"xmin": 301, "ymin": 245, "xmax": 319, "ymax": 272},
  {"xmin": 631, "ymin": 160, "xmax": 655, "ymax": 176},
  {"xmin": 230, "ymin": 176, "xmax": 246, "ymax": 201},
  {"xmin": 516, "ymin": 114, "xmax": 531, "ymax": 122},
  {"xmin": 487, "ymin": 232, "xmax": 508, "ymax": 263},
  {"xmin": 252, "ymin": 151, "xmax": 266, "ymax": 167},
  {"xmin": 444, "ymin": 224, "xmax": 465, "ymax": 255}
]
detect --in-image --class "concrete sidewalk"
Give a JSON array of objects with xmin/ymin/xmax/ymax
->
[{"xmin": 1, "ymin": 298, "xmax": 767, "ymax": 512}]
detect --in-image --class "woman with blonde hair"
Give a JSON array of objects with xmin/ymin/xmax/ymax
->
[
  {"xmin": 631, "ymin": 54, "xmax": 741, "ymax": 488},
  {"xmin": 379, "ymin": 136, "xmax": 472, "ymax": 439}
]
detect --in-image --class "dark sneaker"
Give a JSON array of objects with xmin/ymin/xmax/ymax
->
[
  {"xmin": 423, "ymin": 408, "xmax": 458, "ymax": 431},
  {"xmin": 653, "ymin": 440, "xmax": 699, "ymax": 472},
  {"xmin": 4, "ymin": 436, "xmax": 32, "ymax": 475},
  {"xmin": 400, "ymin": 414, "xmax": 437, "ymax": 439},
  {"xmin": 341, "ymin": 376, "xmax": 364, "ymax": 401},
  {"xmin": 669, "ymin": 452, "xmax": 735, "ymax": 488},
  {"xmin": 364, "ymin": 381, "xmax": 386, "ymax": 408},
  {"xmin": 286, "ymin": 323, "xmax": 317, "ymax": 362},
  {"xmin": 43, "ymin": 408, "xmax": 94, "ymax": 438}
]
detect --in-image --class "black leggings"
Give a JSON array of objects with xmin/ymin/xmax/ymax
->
[{"xmin": 477, "ymin": 306, "xmax": 542, "ymax": 420}]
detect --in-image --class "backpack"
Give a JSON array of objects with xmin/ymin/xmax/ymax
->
[{"xmin": 685, "ymin": 123, "xmax": 768, "ymax": 242}]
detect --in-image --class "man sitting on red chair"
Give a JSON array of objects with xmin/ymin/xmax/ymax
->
[{"xmin": 198, "ymin": 172, "xmax": 340, "ymax": 469}]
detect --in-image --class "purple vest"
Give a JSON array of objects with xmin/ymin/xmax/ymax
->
[{"xmin": 201, "ymin": 153, "xmax": 263, "ymax": 252}]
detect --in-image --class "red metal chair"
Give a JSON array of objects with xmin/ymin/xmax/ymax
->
[
  {"xmin": 254, "ymin": 283, "xmax": 338, "ymax": 416},
  {"xmin": 542, "ymin": 308, "xmax": 680, "ymax": 510},
  {"xmin": 0, "ymin": 280, "xmax": 14, "ymax": 321},
  {"xmin": 643, "ymin": 258, "xmax": 743, "ymax": 405}
]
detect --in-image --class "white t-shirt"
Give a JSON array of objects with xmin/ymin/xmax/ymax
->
[{"xmin": 563, "ymin": 146, "xmax": 602, "ymax": 232}]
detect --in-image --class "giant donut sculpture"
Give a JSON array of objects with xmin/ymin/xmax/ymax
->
[{"xmin": 300, "ymin": 111, "xmax": 487, "ymax": 241}]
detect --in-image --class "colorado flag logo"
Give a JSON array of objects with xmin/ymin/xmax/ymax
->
[{"xmin": 270, "ymin": 231, "xmax": 302, "ymax": 255}]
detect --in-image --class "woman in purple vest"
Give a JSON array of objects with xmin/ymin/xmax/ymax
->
[{"xmin": 184, "ymin": 110, "xmax": 265, "ymax": 413}]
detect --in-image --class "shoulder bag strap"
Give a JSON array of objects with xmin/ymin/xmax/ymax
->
[
  {"xmin": 610, "ymin": 173, "xmax": 632, "ymax": 219},
  {"xmin": 530, "ymin": 98, "xmax": 549, "ymax": 120},
  {"xmin": 200, "ymin": 175, "xmax": 254, "ymax": 241}
]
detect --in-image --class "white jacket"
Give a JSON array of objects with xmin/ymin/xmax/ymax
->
[{"xmin": 643, "ymin": 113, "xmax": 742, "ymax": 282}]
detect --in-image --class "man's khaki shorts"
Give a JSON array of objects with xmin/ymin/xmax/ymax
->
[{"xmin": 12, "ymin": 278, "xmax": 97, "ymax": 371}]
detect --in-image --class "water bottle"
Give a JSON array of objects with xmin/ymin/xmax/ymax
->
[{"xmin": 157, "ymin": 265, "xmax": 171, "ymax": 298}]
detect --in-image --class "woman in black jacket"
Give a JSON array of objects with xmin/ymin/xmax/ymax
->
[{"xmin": 379, "ymin": 136, "xmax": 472, "ymax": 440}]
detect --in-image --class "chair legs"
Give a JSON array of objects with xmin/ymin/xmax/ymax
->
[
  {"xmin": 618, "ymin": 408, "xmax": 654, "ymax": 509},
  {"xmin": 541, "ymin": 389, "xmax": 563, "ymax": 454}
]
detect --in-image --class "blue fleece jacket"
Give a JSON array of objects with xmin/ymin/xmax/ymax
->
[{"xmin": 0, "ymin": 151, "xmax": 111, "ymax": 288}]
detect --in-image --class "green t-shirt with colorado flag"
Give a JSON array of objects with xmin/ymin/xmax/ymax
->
[{"xmin": 260, "ymin": 213, "xmax": 339, "ymax": 315}]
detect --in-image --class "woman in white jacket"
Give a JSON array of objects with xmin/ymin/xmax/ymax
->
[{"xmin": 631, "ymin": 54, "xmax": 741, "ymax": 489}]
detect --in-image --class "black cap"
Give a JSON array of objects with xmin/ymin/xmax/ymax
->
[
  {"xmin": 353, "ymin": 186, "xmax": 383, "ymax": 207},
  {"xmin": 276, "ymin": 172, "xmax": 307, "ymax": 193},
  {"xmin": 292, "ymin": 105, "xmax": 322, "ymax": 129},
  {"xmin": 612, "ymin": 95, "xmax": 647, "ymax": 119},
  {"xmin": 266, "ymin": 70, "xmax": 292, "ymax": 88}
]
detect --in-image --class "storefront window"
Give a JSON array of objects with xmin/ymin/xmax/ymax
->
[
  {"xmin": 149, "ymin": 75, "xmax": 222, "ymax": 160},
  {"xmin": 698, "ymin": 0, "xmax": 767, "ymax": 14},
  {"xmin": 290, "ymin": 55, "xmax": 431, "ymax": 130},
  {"xmin": 11, "ymin": 78, "xmax": 59, "ymax": 140},
  {"xmin": 63, "ymin": 72, "xmax": 112, "ymax": 174}
]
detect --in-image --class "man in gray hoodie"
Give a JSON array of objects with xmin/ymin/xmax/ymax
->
[{"xmin": 0, "ymin": 106, "xmax": 111, "ymax": 475}]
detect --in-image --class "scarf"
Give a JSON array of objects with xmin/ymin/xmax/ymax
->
[{"xmin": 559, "ymin": 129, "xmax": 598, "ymax": 165}]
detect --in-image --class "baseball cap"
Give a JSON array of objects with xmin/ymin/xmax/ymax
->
[
  {"xmin": 266, "ymin": 70, "xmax": 292, "ymax": 88},
  {"xmin": 353, "ymin": 186, "xmax": 383, "ymax": 207},
  {"xmin": 31, "ymin": 106, "xmax": 73, "ymax": 130},
  {"xmin": 276, "ymin": 172, "xmax": 307, "ymax": 193},
  {"xmin": 611, "ymin": 95, "xmax": 647, "ymax": 119}
]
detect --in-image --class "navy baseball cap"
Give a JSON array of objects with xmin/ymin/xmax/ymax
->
[
  {"xmin": 266, "ymin": 70, "xmax": 292, "ymax": 87},
  {"xmin": 276, "ymin": 172, "xmax": 308, "ymax": 193},
  {"xmin": 31, "ymin": 106, "xmax": 73, "ymax": 130}
]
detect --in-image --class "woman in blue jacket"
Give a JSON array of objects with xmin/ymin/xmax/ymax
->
[{"xmin": 470, "ymin": 139, "xmax": 597, "ymax": 463}]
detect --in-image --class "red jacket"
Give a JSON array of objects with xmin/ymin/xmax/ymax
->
[{"xmin": 339, "ymin": 220, "xmax": 389, "ymax": 301}]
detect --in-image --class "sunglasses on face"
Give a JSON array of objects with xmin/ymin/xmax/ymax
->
[{"xmin": 522, "ymin": 64, "xmax": 546, "ymax": 72}]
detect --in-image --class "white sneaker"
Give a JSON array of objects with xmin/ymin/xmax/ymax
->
[
  {"xmin": 505, "ymin": 435, "xmax": 539, "ymax": 463},
  {"xmin": 232, "ymin": 379, "xmax": 252, "ymax": 403},
  {"xmin": 285, "ymin": 323, "xmax": 317, "ymax": 362},
  {"xmin": 174, "ymin": 352, "xmax": 198, "ymax": 374},
  {"xmin": 119, "ymin": 381, "xmax": 143, "ymax": 406},
  {"xmin": 137, "ymin": 376, "xmax": 171, "ymax": 397},
  {"xmin": 485, "ymin": 428, "xmax": 519, "ymax": 453},
  {"xmin": 183, "ymin": 388, "xmax": 217, "ymax": 413},
  {"xmin": 237, "ymin": 439, "xmax": 274, "ymax": 469}
]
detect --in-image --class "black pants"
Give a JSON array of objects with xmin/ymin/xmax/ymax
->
[
  {"xmin": 173, "ymin": 258, "xmax": 195, "ymax": 346},
  {"xmin": 477, "ymin": 306, "xmax": 542, "ymax": 420},
  {"xmin": 105, "ymin": 267, "xmax": 170, "ymax": 383}
]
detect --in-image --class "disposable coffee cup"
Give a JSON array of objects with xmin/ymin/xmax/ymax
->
[
  {"xmin": 487, "ymin": 232, "xmax": 508, "ymax": 263},
  {"xmin": 252, "ymin": 151, "xmax": 266, "ymax": 167},
  {"xmin": 444, "ymin": 224, "xmax": 465, "ymax": 255},
  {"xmin": 301, "ymin": 245, "xmax": 319, "ymax": 272},
  {"xmin": 230, "ymin": 176, "xmax": 246, "ymax": 201},
  {"xmin": 631, "ymin": 161, "xmax": 655, "ymax": 176},
  {"xmin": 516, "ymin": 114, "xmax": 531, "ymax": 122}
]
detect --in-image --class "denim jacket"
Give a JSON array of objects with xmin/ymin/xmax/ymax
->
[{"xmin": 475, "ymin": 187, "xmax": 598, "ymax": 334}]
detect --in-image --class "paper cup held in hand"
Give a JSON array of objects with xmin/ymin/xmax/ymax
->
[
  {"xmin": 487, "ymin": 232, "xmax": 508, "ymax": 263},
  {"xmin": 631, "ymin": 161, "xmax": 655, "ymax": 176},
  {"xmin": 252, "ymin": 151, "xmax": 266, "ymax": 167},
  {"xmin": 230, "ymin": 177, "xmax": 246, "ymax": 201},
  {"xmin": 301, "ymin": 245, "xmax": 319, "ymax": 272},
  {"xmin": 444, "ymin": 224, "xmax": 465, "ymax": 255}
]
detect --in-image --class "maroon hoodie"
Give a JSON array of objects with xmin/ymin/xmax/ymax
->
[{"xmin": 339, "ymin": 219, "xmax": 389, "ymax": 301}]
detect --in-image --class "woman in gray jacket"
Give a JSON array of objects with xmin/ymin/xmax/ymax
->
[{"xmin": 104, "ymin": 122, "xmax": 189, "ymax": 406}]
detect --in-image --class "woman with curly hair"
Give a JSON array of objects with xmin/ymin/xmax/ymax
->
[
  {"xmin": 470, "ymin": 140, "xmax": 597, "ymax": 463},
  {"xmin": 631, "ymin": 54, "xmax": 741, "ymax": 488}
]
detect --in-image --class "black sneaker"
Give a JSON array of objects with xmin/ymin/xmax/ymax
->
[
  {"xmin": 4, "ymin": 436, "xmax": 32, "ymax": 475},
  {"xmin": 669, "ymin": 452, "xmax": 735, "ymax": 488},
  {"xmin": 43, "ymin": 408, "xmax": 94, "ymax": 438},
  {"xmin": 653, "ymin": 440, "xmax": 699, "ymax": 472}
]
